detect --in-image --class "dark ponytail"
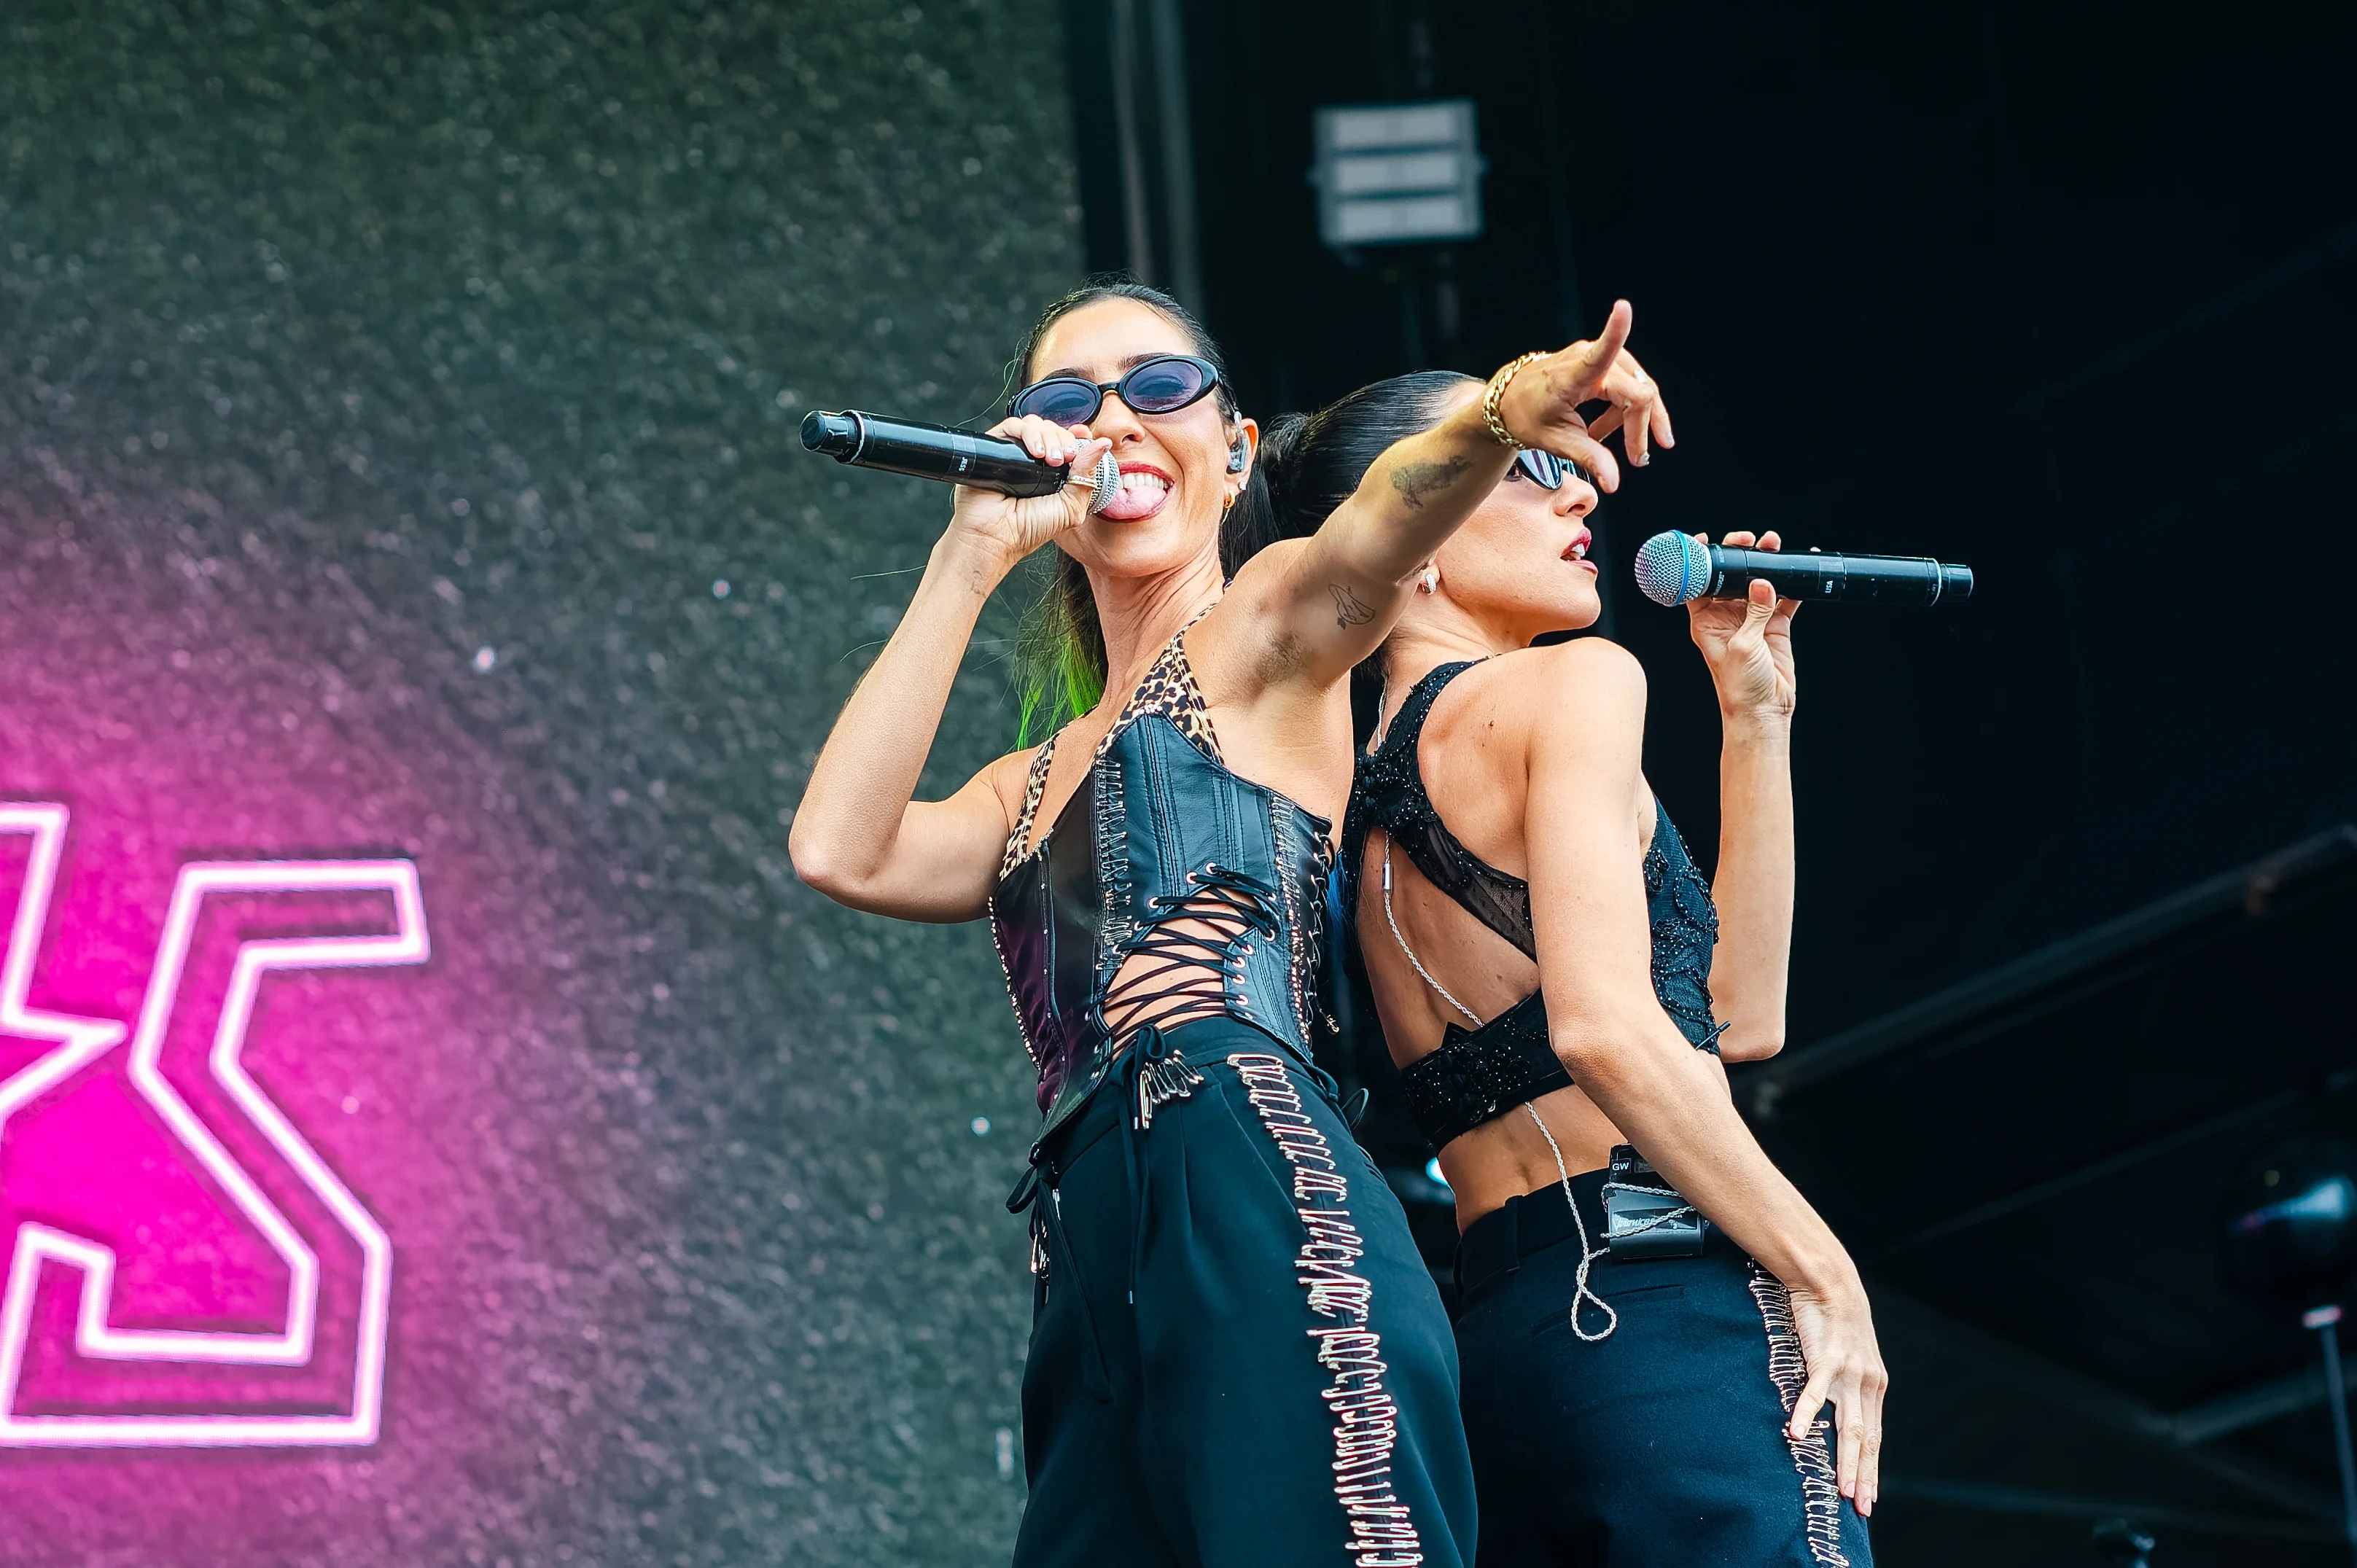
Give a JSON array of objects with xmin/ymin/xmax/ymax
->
[
  {"xmin": 1252, "ymin": 370, "xmax": 1479, "ymax": 539},
  {"xmin": 1247, "ymin": 370, "xmax": 1482, "ymax": 744},
  {"xmin": 1007, "ymin": 276, "xmax": 1278, "ymax": 744}
]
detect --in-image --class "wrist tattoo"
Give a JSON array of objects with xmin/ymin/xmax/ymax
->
[
  {"xmin": 1328, "ymin": 582, "xmax": 1376, "ymax": 628},
  {"xmin": 1390, "ymin": 453, "xmax": 1473, "ymax": 510}
]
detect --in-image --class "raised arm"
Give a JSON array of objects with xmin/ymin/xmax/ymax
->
[
  {"xmin": 1245, "ymin": 301, "xmax": 1674, "ymax": 686},
  {"xmin": 1683, "ymin": 531, "xmax": 1800, "ymax": 1061},
  {"xmin": 789, "ymin": 418, "xmax": 1114, "ymax": 924},
  {"xmin": 1518, "ymin": 638, "xmax": 1883, "ymax": 1516}
]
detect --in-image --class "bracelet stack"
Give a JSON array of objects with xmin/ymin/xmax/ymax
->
[{"xmin": 1482, "ymin": 351, "xmax": 1548, "ymax": 449}]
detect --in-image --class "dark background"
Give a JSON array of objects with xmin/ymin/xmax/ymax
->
[
  {"xmin": 1139, "ymin": 0, "xmax": 2357, "ymax": 1025},
  {"xmin": 1061, "ymin": 0, "xmax": 2357, "ymax": 1563}
]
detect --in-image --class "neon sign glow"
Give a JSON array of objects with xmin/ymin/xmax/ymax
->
[{"xmin": 0, "ymin": 803, "xmax": 427, "ymax": 1446}]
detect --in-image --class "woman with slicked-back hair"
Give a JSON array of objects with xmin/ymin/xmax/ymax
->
[
  {"xmin": 1265, "ymin": 370, "xmax": 1883, "ymax": 1567},
  {"xmin": 791, "ymin": 278, "xmax": 1670, "ymax": 1567}
]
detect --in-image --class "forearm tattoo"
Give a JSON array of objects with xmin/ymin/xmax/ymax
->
[
  {"xmin": 1329, "ymin": 582, "xmax": 1376, "ymax": 628},
  {"xmin": 1390, "ymin": 453, "xmax": 1473, "ymax": 510}
]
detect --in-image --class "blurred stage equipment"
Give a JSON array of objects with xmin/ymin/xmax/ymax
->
[
  {"xmin": 801, "ymin": 410, "xmax": 1121, "ymax": 510},
  {"xmin": 2092, "ymin": 1518, "xmax": 2157, "ymax": 1567},
  {"xmin": 2222, "ymin": 1136, "xmax": 2357, "ymax": 1559},
  {"xmin": 1310, "ymin": 100, "xmax": 1485, "ymax": 250},
  {"xmin": 1632, "ymin": 530, "xmax": 1976, "ymax": 608}
]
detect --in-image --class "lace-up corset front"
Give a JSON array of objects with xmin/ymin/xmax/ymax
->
[
  {"xmin": 990, "ymin": 625, "xmax": 1334, "ymax": 1114},
  {"xmin": 1344, "ymin": 660, "xmax": 1721, "ymax": 1149}
]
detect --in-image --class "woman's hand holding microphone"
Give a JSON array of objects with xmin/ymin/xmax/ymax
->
[
  {"xmin": 1684, "ymin": 527, "xmax": 1882, "ymax": 1513},
  {"xmin": 942, "ymin": 415, "xmax": 1115, "ymax": 577},
  {"xmin": 1686, "ymin": 531, "xmax": 1799, "ymax": 726}
]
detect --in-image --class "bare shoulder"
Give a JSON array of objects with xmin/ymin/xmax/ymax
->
[
  {"xmin": 1461, "ymin": 639, "xmax": 1645, "ymax": 737},
  {"xmin": 978, "ymin": 741, "xmax": 1046, "ymax": 822},
  {"xmin": 1442, "ymin": 643, "xmax": 1641, "ymax": 789},
  {"xmin": 1532, "ymin": 634, "xmax": 1645, "ymax": 687}
]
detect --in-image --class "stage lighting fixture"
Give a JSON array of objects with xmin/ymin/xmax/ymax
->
[{"xmin": 1310, "ymin": 100, "xmax": 1485, "ymax": 251}]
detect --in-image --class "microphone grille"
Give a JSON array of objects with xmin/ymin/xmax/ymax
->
[
  {"xmin": 1632, "ymin": 531, "xmax": 1709, "ymax": 606},
  {"xmin": 1084, "ymin": 450, "xmax": 1121, "ymax": 516}
]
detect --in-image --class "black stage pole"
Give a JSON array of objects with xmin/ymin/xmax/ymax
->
[{"xmin": 2305, "ymin": 1303, "xmax": 2357, "ymax": 1561}]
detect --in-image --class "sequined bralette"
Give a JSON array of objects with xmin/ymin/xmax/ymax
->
[{"xmin": 1341, "ymin": 659, "xmax": 1721, "ymax": 1150}]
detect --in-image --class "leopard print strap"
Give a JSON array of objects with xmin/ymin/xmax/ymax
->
[
  {"xmin": 1002, "ymin": 613, "xmax": 1221, "ymax": 878},
  {"xmin": 1097, "ymin": 617, "xmax": 1222, "ymax": 765},
  {"xmin": 1000, "ymin": 733, "xmax": 1060, "ymax": 875}
]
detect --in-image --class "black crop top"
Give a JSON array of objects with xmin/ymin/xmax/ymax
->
[
  {"xmin": 991, "ymin": 623, "xmax": 1334, "ymax": 1117},
  {"xmin": 1341, "ymin": 660, "xmax": 1722, "ymax": 1150}
]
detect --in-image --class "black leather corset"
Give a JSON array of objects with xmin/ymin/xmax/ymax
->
[{"xmin": 991, "ymin": 712, "xmax": 1333, "ymax": 1113}]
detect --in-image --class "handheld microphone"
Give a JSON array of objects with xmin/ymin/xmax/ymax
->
[
  {"xmin": 1632, "ymin": 531, "xmax": 1974, "ymax": 608},
  {"xmin": 800, "ymin": 409, "xmax": 1121, "ymax": 514}
]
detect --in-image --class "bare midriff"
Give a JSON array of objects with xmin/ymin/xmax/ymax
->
[{"xmin": 1099, "ymin": 898, "xmax": 1277, "ymax": 1046}]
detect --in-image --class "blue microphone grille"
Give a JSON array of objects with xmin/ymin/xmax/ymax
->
[{"xmin": 1632, "ymin": 531, "xmax": 1710, "ymax": 607}]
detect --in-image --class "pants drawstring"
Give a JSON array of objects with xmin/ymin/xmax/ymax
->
[
  {"xmin": 1008, "ymin": 1142, "xmax": 1115, "ymax": 1400},
  {"xmin": 1116, "ymin": 1025, "xmax": 1204, "ymax": 1306},
  {"xmin": 1021, "ymin": 1029, "xmax": 1338, "ymax": 1319}
]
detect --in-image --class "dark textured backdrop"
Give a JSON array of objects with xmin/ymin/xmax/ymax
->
[{"xmin": 0, "ymin": 1, "xmax": 1077, "ymax": 1562}]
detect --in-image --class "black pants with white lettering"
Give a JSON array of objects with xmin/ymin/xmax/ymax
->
[
  {"xmin": 1454, "ymin": 1174, "xmax": 1873, "ymax": 1568},
  {"xmin": 1013, "ymin": 1018, "xmax": 1476, "ymax": 1568}
]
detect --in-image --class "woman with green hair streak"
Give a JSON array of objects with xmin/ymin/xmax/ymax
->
[{"xmin": 791, "ymin": 276, "xmax": 1670, "ymax": 1568}]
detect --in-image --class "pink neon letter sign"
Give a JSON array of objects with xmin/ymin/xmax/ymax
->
[{"xmin": 0, "ymin": 803, "xmax": 428, "ymax": 1446}]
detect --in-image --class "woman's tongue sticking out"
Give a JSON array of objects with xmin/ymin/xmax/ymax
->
[{"xmin": 1094, "ymin": 462, "xmax": 1174, "ymax": 521}]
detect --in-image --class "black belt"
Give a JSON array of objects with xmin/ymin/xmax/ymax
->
[{"xmin": 1454, "ymin": 1169, "xmax": 1609, "ymax": 1300}]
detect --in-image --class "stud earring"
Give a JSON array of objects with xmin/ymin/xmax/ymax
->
[{"xmin": 1419, "ymin": 567, "xmax": 1440, "ymax": 595}]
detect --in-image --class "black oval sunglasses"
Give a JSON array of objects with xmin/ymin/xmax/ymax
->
[
  {"xmin": 1508, "ymin": 448, "xmax": 1591, "ymax": 489},
  {"xmin": 1008, "ymin": 354, "xmax": 1220, "ymax": 427}
]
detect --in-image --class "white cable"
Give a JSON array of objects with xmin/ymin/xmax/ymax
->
[
  {"xmin": 1385, "ymin": 836, "xmax": 1618, "ymax": 1341},
  {"xmin": 1524, "ymin": 1103, "xmax": 1618, "ymax": 1342}
]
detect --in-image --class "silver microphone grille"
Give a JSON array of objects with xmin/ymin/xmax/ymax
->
[
  {"xmin": 1632, "ymin": 530, "xmax": 1711, "ymax": 607},
  {"xmin": 1084, "ymin": 450, "xmax": 1122, "ymax": 516}
]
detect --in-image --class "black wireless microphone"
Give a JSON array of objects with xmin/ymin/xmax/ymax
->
[
  {"xmin": 800, "ymin": 409, "xmax": 1119, "ymax": 512},
  {"xmin": 1632, "ymin": 531, "xmax": 1974, "ymax": 608}
]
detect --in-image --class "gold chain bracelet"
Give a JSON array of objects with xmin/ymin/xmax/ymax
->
[{"xmin": 1482, "ymin": 350, "xmax": 1549, "ymax": 449}]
